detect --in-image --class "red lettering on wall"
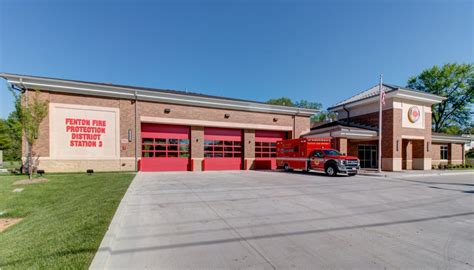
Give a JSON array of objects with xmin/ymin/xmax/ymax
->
[{"xmin": 65, "ymin": 118, "xmax": 107, "ymax": 148}]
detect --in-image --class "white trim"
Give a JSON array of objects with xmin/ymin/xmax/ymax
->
[
  {"xmin": 432, "ymin": 136, "xmax": 471, "ymax": 143},
  {"xmin": 3, "ymin": 74, "xmax": 317, "ymax": 116},
  {"xmin": 140, "ymin": 116, "xmax": 293, "ymax": 131},
  {"xmin": 401, "ymin": 135, "xmax": 425, "ymax": 140},
  {"xmin": 276, "ymin": 157, "xmax": 310, "ymax": 161}
]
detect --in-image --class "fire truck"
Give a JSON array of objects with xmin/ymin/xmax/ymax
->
[{"xmin": 276, "ymin": 138, "xmax": 360, "ymax": 176}]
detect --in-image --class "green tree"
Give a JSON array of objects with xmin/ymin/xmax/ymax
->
[
  {"xmin": 312, "ymin": 111, "xmax": 337, "ymax": 123},
  {"xmin": 266, "ymin": 97, "xmax": 294, "ymax": 107},
  {"xmin": 407, "ymin": 63, "xmax": 474, "ymax": 133},
  {"xmin": 10, "ymin": 88, "xmax": 49, "ymax": 179},
  {"xmin": 294, "ymin": 100, "xmax": 322, "ymax": 110},
  {"xmin": 0, "ymin": 87, "xmax": 22, "ymax": 161},
  {"xmin": 0, "ymin": 119, "xmax": 11, "ymax": 156}
]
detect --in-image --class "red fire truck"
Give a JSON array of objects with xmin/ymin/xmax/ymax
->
[{"xmin": 276, "ymin": 138, "xmax": 360, "ymax": 176}]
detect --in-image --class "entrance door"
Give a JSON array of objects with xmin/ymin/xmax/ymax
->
[
  {"xmin": 255, "ymin": 130, "xmax": 287, "ymax": 170},
  {"xmin": 204, "ymin": 127, "xmax": 242, "ymax": 170},
  {"xmin": 140, "ymin": 124, "xmax": 190, "ymax": 171},
  {"xmin": 358, "ymin": 144, "xmax": 377, "ymax": 169}
]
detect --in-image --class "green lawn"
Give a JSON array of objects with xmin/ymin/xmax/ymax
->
[{"xmin": 0, "ymin": 172, "xmax": 135, "ymax": 269}]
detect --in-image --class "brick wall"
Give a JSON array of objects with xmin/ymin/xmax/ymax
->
[
  {"xmin": 138, "ymin": 100, "xmax": 302, "ymax": 132},
  {"xmin": 449, "ymin": 143, "xmax": 463, "ymax": 165},
  {"xmin": 24, "ymin": 89, "xmax": 311, "ymax": 172}
]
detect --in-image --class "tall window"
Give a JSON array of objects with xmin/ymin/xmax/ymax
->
[
  {"xmin": 142, "ymin": 138, "xmax": 190, "ymax": 158},
  {"xmin": 204, "ymin": 140, "xmax": 242, "ymax": 158},
  {"xmin": 255, "ymin": 142, "xmax": 277, "ymax": 158},
  {"xmin": 440, "ymin": 145, "xmax": 448, "ymax": 160}
]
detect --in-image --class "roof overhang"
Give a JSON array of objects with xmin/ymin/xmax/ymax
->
[
  {"xmin": 432, "ymin": 134, "xmax": 471, "ymax": 144},
  {"xmin": 302, "ymin": 125, "xmax": 378, "ymax": 140},
  {"xmin": 1, "ymin": 73, "xmax": 318, "ymax": 116},
  {"xmin": 328, "ymin": 88, "xmax": 445, "ymax": 112}
]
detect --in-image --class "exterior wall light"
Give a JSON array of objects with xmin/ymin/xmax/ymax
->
[
  {"xmin": 224, "ymin": 113, "xmax": 230, "ymax": 118},
  {"xmin": 427, "ymin": 141, "xmax": 430, "ymax": 152},
  {"xmin": 164, "ymin": 108, "xmax": 171, "ymax": 114},
  {"xmin": 396, "ymin": 140, "xmax": 399, "ymax": 152}
]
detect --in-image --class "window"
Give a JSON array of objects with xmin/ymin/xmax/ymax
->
[
  {"xmin": 141, "ymin": 138, "xmax": 189, "ymax": 158},
  {"xmin": 204, "ymin": 140, "xmax": 241, "ymax": 158},
  {"xmin": 323, "ymin": 150, "xmax": 342, "ymax": 156},
  {"xmin": 255, "ymin": 141, "xmax": 277, "ymax": 158},
  {"xmin": 313, "ymin": 150, "xmax": 324, "ymax": 158},
  {"xmin": 440, "ymin": 145, "xmax": 448, "ymax": 160}
]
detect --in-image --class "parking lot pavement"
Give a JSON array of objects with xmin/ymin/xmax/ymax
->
[{"xmin": 91, "ymin": 171, "xmax": 474, "ymax": 269}]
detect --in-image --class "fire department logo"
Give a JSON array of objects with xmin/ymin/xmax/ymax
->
[{"xmin": 408, "ymin": 106, "xmax": 420, "ymax": 123}]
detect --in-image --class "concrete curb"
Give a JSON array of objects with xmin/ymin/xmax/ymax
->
[
  {"xmin": 89, "ymin": 173, "xmax": 140, "ymax": 270},
  {"xmin": 358, "ymin": 170, "xmax": 474, "ymax": 178}
]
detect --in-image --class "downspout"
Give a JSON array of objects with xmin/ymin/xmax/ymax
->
[
  {"xmin": 343, "ymin": 104, "xmax": 350, "ymax": 125},
  {"xmin": 134, "ymin": 91, "xmax": 138, "ymax": 172}
]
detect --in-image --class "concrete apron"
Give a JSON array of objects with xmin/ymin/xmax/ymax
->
[{"xmin": 358, "ymin": 169, "xmax": 474, "ymax": 178}]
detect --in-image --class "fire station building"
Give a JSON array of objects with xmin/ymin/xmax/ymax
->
[
  {"xmin": 304, "ymin": 84, "xmax": 470, "ymax": 171},
  {"xmin": 1, "ymin": 74, "xmax": 469, "ymax": 172},
  {"xmin": 1, "ymin": 73, "xmax": 315, "ymax": 172}
]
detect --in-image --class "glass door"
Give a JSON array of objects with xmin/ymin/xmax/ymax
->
[{"xmin": 358, "ymin": 144, "xmax": 378, "ymax": 169}]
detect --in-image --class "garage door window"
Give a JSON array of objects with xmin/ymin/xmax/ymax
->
[
  {"xmin": 142, "ymin": 138, "xmax": 189, "ymax": 158},
  {"xmin": 204, "ymin": 140, "xmax": 241, "ymax": 158},
  {"xmin": 255, "ymin": 142, "xmax": 277, "ymax": 158}
]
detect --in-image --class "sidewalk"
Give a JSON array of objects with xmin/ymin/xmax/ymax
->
[{"xmin": 358, "ymin": 169, "xmax": 474, "ymax": 178}]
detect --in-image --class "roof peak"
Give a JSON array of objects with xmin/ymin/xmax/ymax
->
[{"xmin": 328, "ymin": 82, "xmax": 444, "ymax": 110}]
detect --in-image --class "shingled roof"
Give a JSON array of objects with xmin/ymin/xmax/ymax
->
[{"xmin": 328, "ymin": 83, "xmax": 444, "ymax": 111}]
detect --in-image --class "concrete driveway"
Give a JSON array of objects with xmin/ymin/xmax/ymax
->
[{"xmin": 91, "ymin": 171, "xmax": 474, "ymax": 269}]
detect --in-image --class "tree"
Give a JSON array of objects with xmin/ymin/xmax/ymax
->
[
  {"xmin": 312, "ymin": 111, "xmax": 337, "ymax": 123},
  {"xmin": 0, "ymin": 88, "xmax": 22, "ymax": 161},
  {"xmin": 294, "ymin": 100, "xmax": 322, "ymax": 110},
  {"xmin": 407, "ymin": 63, "xmax": 474, "ymax": 133},
  {"xmin": 266, "ymin": 97, "xmax": 294, "ymax": 107},
  {"xmin": 10, "ymin": 88, "xmax": 49, "ymax": 179}
]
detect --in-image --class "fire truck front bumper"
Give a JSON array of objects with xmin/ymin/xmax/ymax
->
[{"xmin": 337, "ymin": 161, "xmax": 360, "ymax": 173}]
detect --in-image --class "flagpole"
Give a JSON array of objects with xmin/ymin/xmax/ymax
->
[{"xmin": 378, "ymin": 74, "xmax": 383, "ymax": 173}]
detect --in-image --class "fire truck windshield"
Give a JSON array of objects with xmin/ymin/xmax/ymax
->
[{"xmin": 323, "ymin": 150, "xmax": 342, "ymax": 156}]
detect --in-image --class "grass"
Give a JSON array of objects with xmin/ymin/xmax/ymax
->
[{"xmin": 0, "ymin": 172, "xmax": 135, "ymax": 269}]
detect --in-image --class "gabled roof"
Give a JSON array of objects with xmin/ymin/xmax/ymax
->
[
  {"xmin": 332, "ymin": 84, "xmax": 397, "ymax": 107},
  {"xmin": 328, "ymin": 83, "xmax": 445, "ymax": 111},
  {"xmin": 0, "ymin": 73, "xmax": 318, "ymax": 116}
]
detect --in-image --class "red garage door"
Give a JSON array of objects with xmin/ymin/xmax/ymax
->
[
  {"xmin": 255, "ymin": 130, "xmax": 287, "ymax": 170},
  {"xmin": 140, "ymin": 124, "xmax": 190, "ymax": 171},
  {"xmin": 204, "ymin": 128, "xmax": 242, "ymax": 170}
]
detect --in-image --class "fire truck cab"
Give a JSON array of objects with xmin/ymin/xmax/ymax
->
[{"xmin": 276, "ymin": 138, "xmax": 360, "ymax": 176}]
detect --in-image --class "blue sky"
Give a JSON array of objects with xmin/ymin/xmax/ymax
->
[{"xmin": 0, "ymin": 0, "xmax": 472, "ymax": 118}]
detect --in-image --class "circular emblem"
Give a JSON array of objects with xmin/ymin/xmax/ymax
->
[{"xmin": 408, "ymin": 106, "xmax": 420, "ymax": 123}]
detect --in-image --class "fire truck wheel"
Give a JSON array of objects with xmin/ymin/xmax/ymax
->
[
  {"xmin": 284, "ymin": 164, "xmax": 292, "ymax": 172},
  {"xmin": 325, "ymin": 164, "xmax": 338, "ymax": 176}
]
